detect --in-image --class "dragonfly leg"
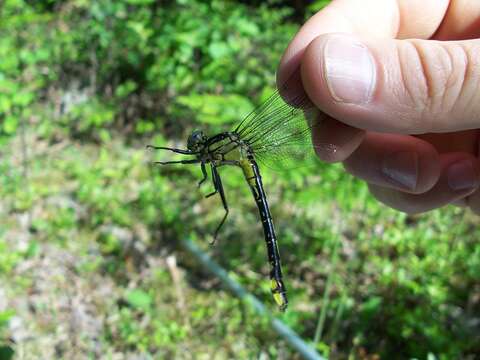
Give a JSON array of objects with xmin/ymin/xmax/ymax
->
[
  {"xmin": 154, "ymin": 159, "xmax": 199, "ymax": 165},
  {"xmin": 205, "ymin": 165, "xmax": 219, "ymax": 197},
  {"xmin": 204, "ymin": 161, "xmax": 237, "ymax": 195},
  {"xmin": 205, "ymin": 189, "xmax": 217, "ymax": 198},
  {"xmin": 209, "ymin": 164, "xmax": 229, "ymax": 244},
  {"xmin": 146, "ymin": 145, "xmax": 194, "ymax": 155},
  {"xmin": 198, "ymin": 162, "xmax": 208, "ymax": 188}
]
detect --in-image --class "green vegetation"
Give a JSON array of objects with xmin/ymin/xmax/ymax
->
[{"xmin": 1, "ymin": 0, "xmax": 479, "ymax": 358}]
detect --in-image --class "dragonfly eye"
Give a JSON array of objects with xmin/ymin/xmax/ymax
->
[{"xmin": 187, "ymin": 130, "xmax": 205, "ymax": 151}]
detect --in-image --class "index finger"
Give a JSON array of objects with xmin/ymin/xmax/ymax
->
[{"xmin": 277, "ymin": 0, "xmax": 449, "ymax": 86}]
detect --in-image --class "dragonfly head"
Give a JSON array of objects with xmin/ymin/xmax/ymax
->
[{"xmin": 187, "ymin": 130, "xmax": 207, "ymax": 152}]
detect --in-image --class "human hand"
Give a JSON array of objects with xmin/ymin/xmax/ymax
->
[{"xmin": 278, "ymin": 0, "xmax": 480, "ymax": 214}]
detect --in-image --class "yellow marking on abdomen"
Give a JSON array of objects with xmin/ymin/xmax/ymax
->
[
  {"xmin": 271, "ymin": 279, "xmax": 287, "ymax": 311},
  {"xmin": 240, "ymin": 159, "xmax": 256, "ymax": 186}
]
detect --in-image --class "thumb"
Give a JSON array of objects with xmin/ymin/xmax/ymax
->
[{"xmin": 301, "ymin": 33, "xmax": 480, "ymax": 134}]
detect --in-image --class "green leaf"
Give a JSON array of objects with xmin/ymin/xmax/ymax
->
[
  {"xmin": 125, "ymin": 0, "xmax": 155, "ymax": 4},
  {"xmin": 0, "ymin": 96, "xmax": 12, "ymax": 113},
  {"xmin": 0, "ymin": 345, "xmax": 14, "ymax": 360},
  {"xmin": 0, "ymin": 310, "xmax": 15, "ymax": 328},
  {"xmin": 3, "ymin": 115, "xmax": 18, "ymax": 134},
  {"xmin": 177, "ymin": 94, "xmax": 253, "ymax": 125},
  {"xmin": 236, "ymin": 19, "xmax": 259, "ymax": 36},
  {"xmin": 135, "ymin": 119, "xmax": 155, "ymax": 134},
  {"xmin": 125, "ymin": 289, "xmax": 152, "ymax": 310},
  {"xmin": 13, "ymin": 90, "xmax": 34, "ymax": 107},
  {"xmin": 360, "ymin": 296, "xmax": 382, "ymax": 318},
  {"xmin": 308, "ymin": 0, "xmax": 331, "ymax": 12},
  {"xmin": 115, "ymin": 80, "xmax": 137, "ymax": 98},
  {"xmin": 208, "ymin": 42, "xmax": 230, "ymax": 59},
  {"xmin": 314, "ymin": 341, "xmax": 330, "ymax": 357}
]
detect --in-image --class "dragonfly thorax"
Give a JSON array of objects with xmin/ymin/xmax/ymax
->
[{"xmin": 187, "ymin": 130, "xmax": 208, "ymax": 152}]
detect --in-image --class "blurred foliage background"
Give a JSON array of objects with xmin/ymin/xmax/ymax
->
[{"xmin": 0, "ymin": 0, "xmax": 479, "ymax": 359}]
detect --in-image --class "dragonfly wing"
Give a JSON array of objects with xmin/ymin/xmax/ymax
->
[{"xmin": 235, "ymin": 84, "xmax": 329, "ymax": 171}]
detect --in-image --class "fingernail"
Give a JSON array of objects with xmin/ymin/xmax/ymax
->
[
  {"xmin": 447, "ymin": 160, "xmax": 478, "ymax": 191},
  {"xmin": 382, "ymin": 152, "xmax": 418, "ymax": 191},
  {"xmin": 324, "ymin": 35, "xmax": 376, "ymax": 104}
]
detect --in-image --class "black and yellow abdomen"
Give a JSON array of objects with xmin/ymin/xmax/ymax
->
[{"xmin": 240, "ymin": 156, "xmax": 288, "ymax": 311}]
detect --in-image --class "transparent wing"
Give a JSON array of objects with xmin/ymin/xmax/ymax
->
[{"xmin": 233, "ymin": 81, "xmax": 326, "ymax": 171}]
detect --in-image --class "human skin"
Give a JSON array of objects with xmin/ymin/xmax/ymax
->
[{"xmin": 277, "ymin": 0, "xmax": 480, "ymax": 214}]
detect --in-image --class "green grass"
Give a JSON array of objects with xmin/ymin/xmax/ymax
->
[{"xmin": 2, "ymin": 126, "xmax": 479, "ymax": 358}]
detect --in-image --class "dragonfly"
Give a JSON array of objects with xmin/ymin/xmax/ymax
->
[{"xmin": 148, "ymin": 75, "xmax": 322, "ymax": 311}]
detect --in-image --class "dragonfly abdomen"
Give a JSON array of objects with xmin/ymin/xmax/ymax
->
[{"xmin": 240, "ymin": 157, "xmax": 288, "ymax": 311}]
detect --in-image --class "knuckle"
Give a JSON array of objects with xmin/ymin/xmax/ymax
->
[
  {"xmin": 397, "ymin": 40, "xmax": 474, "ymax": 132},
  {"xmin": 455, "ymin": 43, "xmax": 480, "ymax": 126},
  {"xmin": 396, "ymin": 40, "xmax": 431, "ymax": 132}
]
